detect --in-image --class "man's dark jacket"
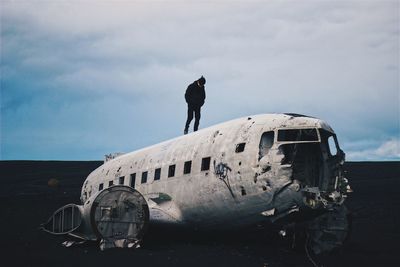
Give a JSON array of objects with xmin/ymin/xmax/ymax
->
[{"xmin": 185, "ymin": 81, "xmax": 206, "ymax": 107}]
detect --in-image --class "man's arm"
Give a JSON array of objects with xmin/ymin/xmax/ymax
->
[
  {"xmin": 185, "ymin": 87, "xmax": 190, "ymax": 103},
  {"xmin": 200, "ymin": 87, "xmax": 206, "ymax": 106}
]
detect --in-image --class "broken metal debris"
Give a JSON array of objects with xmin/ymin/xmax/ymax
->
[
  {"xmin": 61, "ymin": 240, "xmax": 86, "ymax": 248},
  {"xmin": 306, "ymin": 205, "xmax": 350, "ymax": 255},
  {"xmin": 278, "ymin": 229, "xmax": 286, "ymax": 237},
  {"xmin": 261, "ymin": 208, "xmax": 275, "ymax": 217},
  {"xmin": 100, "ymin": 238, "xmax": 141, "ymax": 250}
]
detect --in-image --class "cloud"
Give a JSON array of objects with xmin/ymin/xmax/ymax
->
[
  {"xmin": 1, "ymin": 0, "xmax": 399, "ymax": 160},
  {"xmin": 346, "ymin": 139, "xmax": 400, "ymax": 161}
]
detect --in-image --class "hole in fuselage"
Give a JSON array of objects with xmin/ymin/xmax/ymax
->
[{"xmin": 279, "ymin": 143, "xmax": 322, "ymax": 187}]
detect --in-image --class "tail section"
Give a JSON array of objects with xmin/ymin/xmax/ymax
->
[{"xmin": 42, "ymin": 186, "xmax": 149, "ymax": 250}]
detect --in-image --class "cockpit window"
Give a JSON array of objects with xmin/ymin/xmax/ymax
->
[
  {"xmin": 327, "ymin": 136, "xmax": 338, "ymax": 156},
  {"xmin": 259, "ymin": 131, "xmax": 274, "ymax": 159},
  {"xmin": 277, "ymin": 128, "xmax": 319, "ymax": 142},
  {"xmin": 319, "ymin": 129, "xmax": 340, "ymax": 157}
]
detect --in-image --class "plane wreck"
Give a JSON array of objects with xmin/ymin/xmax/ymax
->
[{"xmin": 42, "ymin": 113, "xmax": 351, "ymax": 253}]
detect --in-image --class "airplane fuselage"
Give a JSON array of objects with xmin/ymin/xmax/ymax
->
[
  {"xmin": 43, "ymin": 113, "xmax": 351, "ymax": 251},
  {"xmin": 80, "ymin": 114, "xmax": 348, "ymax": 229}
]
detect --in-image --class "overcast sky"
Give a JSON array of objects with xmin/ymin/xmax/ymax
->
[{"xmin": 1, "ymin": 0, "xmax": 399, "ymax": 161}]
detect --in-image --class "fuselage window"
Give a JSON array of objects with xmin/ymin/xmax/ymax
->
[
  {"xmin": 141, "ymin": 171, "xmax": 148, "ymax": 184},
  {"xmin": 184, "ymin": 161, "xmax": 192, "ymax": 174},
  {"xmin": 235, "ymin": 143, "xmax": 246, "ymax": 153},
  {"xmin": 119, "ymin": 176, "xmax": 125, "ymax": 185},
  {"xmin": 154, "ymin": 168, "xmax": 161, "ymax": 180},
  {"xmin": 99, "ymin": 183, "xmax": 104, "ymax": 191},
  {"xmin": 109, "ymin": 180, "xmax": 113, "ymax": 187},
  {"xmin": 201, "ymin": 157, "xmax": 211, "ymax": 171},
  {"xmin": 130, "ymin": 173, "xmax": 136, "ymax": 188},
  {"xmin": 168, "ymin": 165, "xmax": 176, "ymax": 177},
  {"xmin": 259, "ymin": 131, "xmax": 275, "ymax": 159}
]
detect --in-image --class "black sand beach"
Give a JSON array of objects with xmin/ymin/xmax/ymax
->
[{"xmin": 0, "ymin": 161, "xmax": 399, "ymax": 267}]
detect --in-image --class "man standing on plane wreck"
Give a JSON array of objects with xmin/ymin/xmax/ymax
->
[{"xmin": 184, "ymin": 76, "xmax": 206, "ymax": 135}]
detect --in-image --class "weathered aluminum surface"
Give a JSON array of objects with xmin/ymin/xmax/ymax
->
[{"xmin": 81, "ymin": 114, "xmax": 347, "ymax": 228}]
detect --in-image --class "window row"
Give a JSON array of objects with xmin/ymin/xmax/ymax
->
[{"xmin": 98, "ymin": 156, "xmax": 211, "ymax": 191}]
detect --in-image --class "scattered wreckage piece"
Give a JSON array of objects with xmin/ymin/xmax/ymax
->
[{"xmin": 43, "ymin": 113, "xmax": 351, "ymax": 253}]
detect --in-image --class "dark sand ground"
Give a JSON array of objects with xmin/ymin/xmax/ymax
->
[{"xmin": 0, "ymin": 161, "xmax": 399, "ymax": 267}]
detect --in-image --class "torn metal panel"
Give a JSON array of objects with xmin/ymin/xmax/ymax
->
[{"xmin": 307, "ymin": 205, "xmax": 351, "ymax": 254}]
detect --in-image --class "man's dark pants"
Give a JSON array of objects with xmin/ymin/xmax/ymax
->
[{"xmin": 185, "ymin": 104, "xmax": 201, "ymax": 132}]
